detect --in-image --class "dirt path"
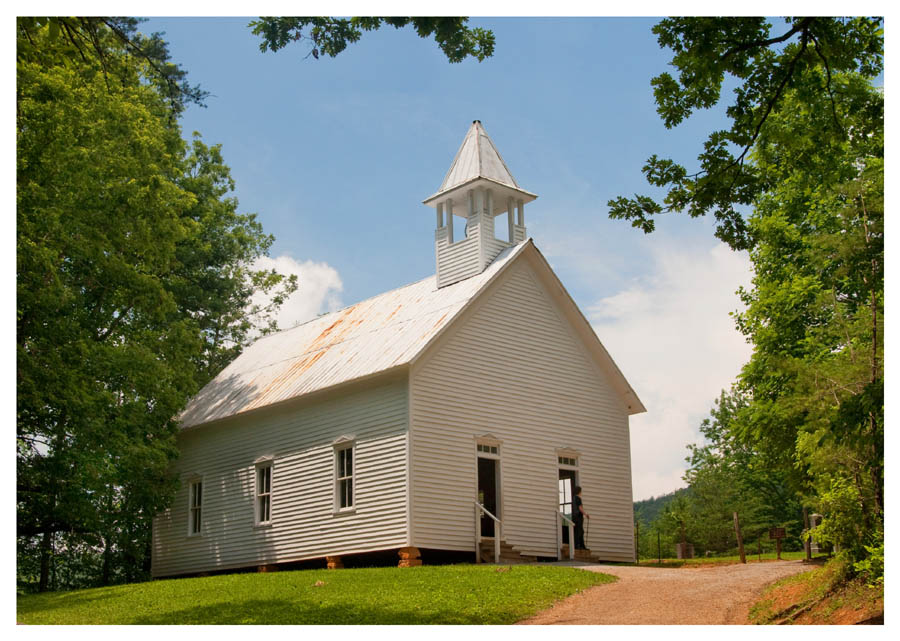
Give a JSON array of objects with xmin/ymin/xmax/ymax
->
[{"xmin": 519, "ymin": 560, "xmax": 814, "ymax": 625}]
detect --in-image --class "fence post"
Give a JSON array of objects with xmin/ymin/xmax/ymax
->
[
  {"xmin": 635, "ymin": 521, "xmax": 640, "ymax": 564},
  {"xmin": 733, "ymin": 512, "xmax": 746, "ymax": 564}
]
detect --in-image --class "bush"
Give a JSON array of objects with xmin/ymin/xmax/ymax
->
[
  {"xmin": 808, "ymin": 477, "xmax": 867, "ymax": 561},
  {"xmin": 854, "ymin": 537, "xmax": 884, "ymax": 588}
]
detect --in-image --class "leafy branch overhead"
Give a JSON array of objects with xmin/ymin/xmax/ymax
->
[
  {"xmin": 249, "ymin": 17, "xmax": 495, "ymax": 63},
  {"xmin": 607, "ymin": 17, "xmax": 883, "ymax": 250}
]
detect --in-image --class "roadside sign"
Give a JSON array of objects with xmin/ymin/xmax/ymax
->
[{"xmin": 769, "ymin": 527, "xmax": 786, "ymax": 539}]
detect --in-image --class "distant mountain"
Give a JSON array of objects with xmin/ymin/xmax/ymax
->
[{"xmin": 633, "ymin": 487, "xmax": 691, "ymax": 526}]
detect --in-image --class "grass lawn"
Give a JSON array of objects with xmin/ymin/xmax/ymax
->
[
  {"xmin": 17, "ymin": 564, "xmax": 615, "ymax": 625},
  {"xmin": 636, "ymin": 550, "xmax": 808, "ymax": 568}
]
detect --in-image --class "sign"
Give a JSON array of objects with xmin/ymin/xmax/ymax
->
[{"xmin": 769, "ymin": 527, "xmax": 786, "ymax": 539}]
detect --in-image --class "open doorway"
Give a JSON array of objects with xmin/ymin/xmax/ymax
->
[
  {"xmin": 477, "ymin": 457, "xmax": 499, "ymax": 537},
  {"xmin": 559, "ymin": 469, "xmax": 577, "ymax": 544}
]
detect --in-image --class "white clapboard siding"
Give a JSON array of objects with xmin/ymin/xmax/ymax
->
[
  {"xmin": 152, "ymin": 378, "xmax": 409, "ymax": 577},
  {"xmin": 436, "ymin": 218, "xmax": 483, "ymax": 287},
  {"xmin": 410, "ymin": 257, "xmax": 635, "ymax": 562}
]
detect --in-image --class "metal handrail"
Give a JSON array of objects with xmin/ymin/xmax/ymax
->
[
  {"xmin": 557, "ymin": 511, "xmax": 575, "ymax": 560},
  {"xmin": 474, "ymin": 502, "xmax": 501, "ymax": 564}
]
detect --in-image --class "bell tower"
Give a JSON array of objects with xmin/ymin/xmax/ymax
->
[{"xmin": 424, "ymin": 121, "xmax": 537, "ymax": 288}]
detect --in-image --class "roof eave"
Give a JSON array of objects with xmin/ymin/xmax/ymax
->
[{"xmin": 422, "ymin": 176, "xmax": 538, "ymax": 208}]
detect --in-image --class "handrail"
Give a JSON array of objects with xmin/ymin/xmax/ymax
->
[
  {"xmin": 474, "ymin": 502, "xmax": 501, "ymax": 564},
  {"xmin": 557, "ymin": 511, "xmax": 575, "ymax": 560}
]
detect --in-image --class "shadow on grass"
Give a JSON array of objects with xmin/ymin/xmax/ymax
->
[
  {"xmin": 17, "ymin": 586, "xmax": 125, "ymax": 617},
  {"xmin": 131, "ymin": 598, "xmax": 508, "ymax": 625}
]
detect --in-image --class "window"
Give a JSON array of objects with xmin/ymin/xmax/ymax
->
[
  {"xmin": 558, "ymin": 456, "xmax": 578, "ymax": 467},
  {"xmin": 336, "ymin": 446, "xmax": 354, "ymax": 510},
  {"xmin": 188, "ymin": 480, "xmax": 202, "ymax": 536},
  {"xmin": 477, "ymin": 443, "xmax": 499, "ymax": 455},
  {"xmin": 256, "ymin": 462, "xmax": 272, "ymax": 525}
]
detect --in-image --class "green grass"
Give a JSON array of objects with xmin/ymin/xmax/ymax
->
[
  {"xmin": 17, "ymin": 564, "xmax": 615, "ymax": 624},
  {"xmin": 636, "ymin": 550, "xmax": 807, "ymax": 568}
]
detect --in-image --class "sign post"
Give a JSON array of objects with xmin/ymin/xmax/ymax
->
[
  {"xmin": 802, "ymin": 508, "xmax": 812, "ymax": 561},
  {"xmin": 769, "ymin": 527, "xmax": 786, "ymax": 560}
]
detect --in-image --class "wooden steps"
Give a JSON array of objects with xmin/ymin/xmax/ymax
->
[
  {"xmin": 478, "ymin": 538, "xmax": 536, "ymax": 564},
  {"xmin": 560, "ymin": 544, "xmax": 602, "ymax": 562}
]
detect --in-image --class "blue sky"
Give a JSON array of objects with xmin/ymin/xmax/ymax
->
[{"xmin": 143, "ymin": 16, "xmax": 757, "ymax": 501}]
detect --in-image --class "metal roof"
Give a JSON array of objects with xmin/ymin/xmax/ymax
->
[
  {"xmin": 439, "ymin": 120, "xmax": 519, "ymax": 193},
  {"xmin": 179, "ymin": 242, "xmax": 530, "ymax": 429}
]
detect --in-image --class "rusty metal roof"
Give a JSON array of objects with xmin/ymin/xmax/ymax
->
[{"xmin": 179, "ymin": 242, "xmax": 530, "ymax": 429}]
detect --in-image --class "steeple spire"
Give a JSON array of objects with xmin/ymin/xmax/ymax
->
[
  {"xmin": 438, "ymin": 120, "xmax": 520, "ymax": 193},
  {"xmin": 424, "ymin": 121, "xmax": 537, "ymax": 288}
]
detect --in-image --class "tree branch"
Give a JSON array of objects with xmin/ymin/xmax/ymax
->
[
  {"xmin": 809, "ymin": 31, "xmax": 845, "ymax": 135},
  {"xmin": 720, "ymin": 18, "xmax": 815, "ymax": 62}
]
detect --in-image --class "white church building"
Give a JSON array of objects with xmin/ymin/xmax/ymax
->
[{"xmin": 151, "ymin": 120, "xmax": 645, "ymax": 577}]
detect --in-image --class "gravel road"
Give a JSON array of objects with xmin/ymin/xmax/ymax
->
[{"xmin": 519, "ymin": 560, "xmax": 814, "ymax": 625}]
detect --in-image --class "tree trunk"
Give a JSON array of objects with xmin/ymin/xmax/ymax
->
[
  {"xmin": 38, "ymin": 530, "xmax": 52, "ymax": 592},
  {"xmin": 101, "ymin": 535, "xmax": 112, "ymax": 586}
]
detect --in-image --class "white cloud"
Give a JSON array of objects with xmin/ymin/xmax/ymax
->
[
  {"xmin": 589, "ymin": 242, "xmax": 754, "ymax": 501},
  {"xmin": 251, "ymin": 255, "xmax": 344, "ymax": 330}
]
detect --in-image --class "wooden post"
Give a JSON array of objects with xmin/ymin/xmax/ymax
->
[
  {"xmin": 657, "ymin": 530, "xmax": 661, "ymax": 564},
  {"xmin": 446, "ymin": 199, "xmax": 454, "ymax": 242},
  {"xmin": 776, "ymin": 537, "xmax": 782, "ymax": 560},
  {"xmin": 803, "ymin": 507, "xmax": 812, "ymax": 561},
  {"xmin": 733, "ymin": 512, "xmax": 746, "ymax": 564},
  {"xmin": 635, "ymin": 521, "xmax": 640, "ymax": 564},
  {"xmin": 758, "ymin": 537, "xmax": 761, "ymax": 562}
]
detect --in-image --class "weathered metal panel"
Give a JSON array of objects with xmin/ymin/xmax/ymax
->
[
  {"xmin": 409, "ymin": 258, "xmax": 638, "ymax": 562},
  {"xmin": 439, "ymin": 120, "xmax": 519, "ymax": 194},
  {"xmin": 179, "ymin": 242, "xmax": 529, "ymax": 429}
]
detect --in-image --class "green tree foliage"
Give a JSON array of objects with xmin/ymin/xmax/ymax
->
[
  {"xmin": 684, "ymin": 390, "xmax": 803, "ymax": 553},
  {"xmin": 733, "ymin": 71, "xmax": 883, "ymax": 561},
  {"xmin": 608, "ymin": 17, "xmax": 883, "ymax": 250},
  {"xmin": 17, "ymin": 18, "xmax": 296, "ymax": 591},
  {"xmin": 633, "ymin": 487, "xmax": 690, "ymax": 527},
  {"xmin": 623, "ymin": 18, "xmax": 883, "ymax": 572},
  {"xmin": 249, "ymin": 17, "xmax": 495, "ymax": 63}
]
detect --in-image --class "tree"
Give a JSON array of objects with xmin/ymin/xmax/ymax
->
[
  {"xmin": 732, "ymin": 71, "xmax": 883, "ymax": 556},
  {"xmin": 608, "ymin": 17, "xmax": 883, "ymax": 250},
  {"xmin": 17, "ymin": 18, "xmax": 295, "ymax": 591},
  {"xmin": 249, "ymin": 17, "xmax": 495, "ymax": 63},
  {"xmin": 612, "ymin": 17, "xmax": 883, "ymax": 577},
  {"xmin": 685, "ymin": 389, "xmax": 803, "ymax": 554}
]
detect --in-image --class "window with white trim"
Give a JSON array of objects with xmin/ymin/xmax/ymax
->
[
  {"xmin": 188, "ymin": 480, "xmax": 202, "ymax": 536},
  {"xmin": 477, "ymin": 443, "xmax": 499, "ymax": 456},
  {"xmin": 335, "ymin": 445, "xmax": 354, "ymax": 510},
  {"xmin": 255, "ymin": 462, "xmax": 272, "ymax": 525}
]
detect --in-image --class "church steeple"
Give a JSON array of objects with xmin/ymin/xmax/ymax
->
[{"xmin": 424, "ymin": 121, "xmax": 537, "ymax": 288}]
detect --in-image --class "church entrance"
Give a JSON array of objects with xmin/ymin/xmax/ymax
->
[
  {"xmin": 477, "ymin": 456, "xmax": 499, "ymax": 538},
  {"xmin": 559, "ymin": 469, "xmax": 577, "ymax": 544}
]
